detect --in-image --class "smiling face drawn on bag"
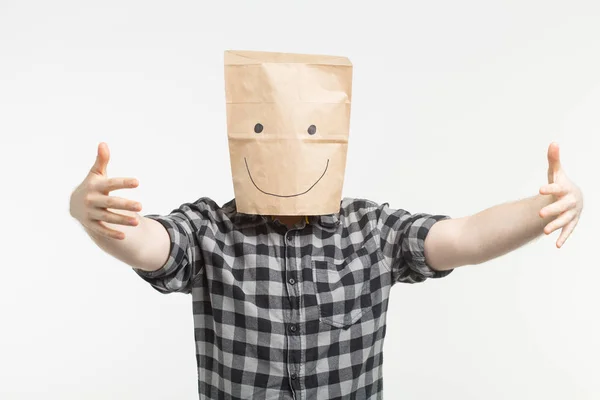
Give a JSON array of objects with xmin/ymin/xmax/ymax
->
[
  {"xmin": 244, "ymin": 123, "xmax": 328, "ymax": 198},
  {"xmin": 224, "ymin": 50, "xmax": 353, "ymax": 216}
]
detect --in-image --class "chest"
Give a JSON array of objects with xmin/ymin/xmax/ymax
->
[{"xmin": 193, "ymin": 225, "xmax": 392, "ymax": 330}]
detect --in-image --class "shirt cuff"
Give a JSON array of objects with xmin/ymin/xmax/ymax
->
[{"xmin": 402, "ymin": 214, "xmax": 453, "ymax": 279}]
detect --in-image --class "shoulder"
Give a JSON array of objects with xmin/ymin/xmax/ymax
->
[
  {"xmin": 180, "ymin": 196, "xmax": 222, "ymax": 214},
  {"xmin": 164, "ymin": 196, "xmax": 227, "ymax": 225},
  {"xmin": 339, "ymin": 197, "xmax": 388, "ymax": 225}
]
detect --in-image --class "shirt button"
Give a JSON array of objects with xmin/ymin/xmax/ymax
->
[
  {"xmin": 288, "ymin": 324, "xmax": 297, "ymax": 333},
  {"xmin": 288, "ymin": 278, "xmax": 296, "ymax": 285},
  {"xmin": 291, "ymin": 373, "xmax": 297, "ymax": 380}
]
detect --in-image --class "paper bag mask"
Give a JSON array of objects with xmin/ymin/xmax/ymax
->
[{"xmin": 224, "ymin": 50, "xmax": 353, "ymax": 216}]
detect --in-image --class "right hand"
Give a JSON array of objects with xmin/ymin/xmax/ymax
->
[{"xmin": 70, "ymin": 142, "xmax": 143, "ymax": 240}]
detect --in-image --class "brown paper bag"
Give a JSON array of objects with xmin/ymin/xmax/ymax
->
[{"xmin": 224, "ymin": 50, "xmax": 353, "ymax": 216}]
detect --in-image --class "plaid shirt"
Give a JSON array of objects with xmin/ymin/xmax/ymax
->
[{"xmin": 134, "ymin": 197, "xmax": 453, "ymax": 400}]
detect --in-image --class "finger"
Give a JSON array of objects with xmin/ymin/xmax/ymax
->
[
  {"xmin": 97, "ymin": 177, "xmax": 139, "ymax": 193},
  {"xmin": 544, "ymin": 208, "xmax": 577, "ymax": 235},
  {"xmin": 88, "ymin": 208, "xmax": 139, "ymax": 226},
  {"xmin": 547, "ymin": 142, "xmax": 561, "ymax": 174},
  {"xmin": 90, "ymin": 220, "xmax": 125, "ymax": 240},
  {"xmin": 90, "ymin": 142, "xmax": 110, "ymax": 176},
  {"xmin": 556, "ymin": 217, "xmax": 579, "ymax": 248},
  {"xmin": 87, "ymin": 194, "xmax": 142, "ymax": 212},
  {"xmin": 539, "ymin": 183, "xmax": 569, "ymax": 197},
  {"xmin": 539, "ymin": 195, "xmax": 577, "ymax": 219}
]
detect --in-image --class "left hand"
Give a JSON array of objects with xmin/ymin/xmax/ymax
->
[{"xmin": 539, "ymin": 142, "xmax": 584, "ymax": 248}]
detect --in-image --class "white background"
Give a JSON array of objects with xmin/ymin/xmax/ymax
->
[{"xmin": 1, "ymin": 1, "xmax": 598, "ymax": 399}]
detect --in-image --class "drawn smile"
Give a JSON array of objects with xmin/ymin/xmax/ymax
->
[{"xmin": 244, "ymin": 157, "xmax": 329, "ymax": 198}]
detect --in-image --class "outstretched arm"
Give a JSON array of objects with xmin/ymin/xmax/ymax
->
[{"xmin": 423, "ymin": 142, "xmax": 584, "ymax": 271}]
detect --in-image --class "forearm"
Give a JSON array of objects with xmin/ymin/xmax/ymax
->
[
  {"xmin": 465, "ymin": 193, "xmax": 555, "ymax": 265},
  {"xmin": 82, "ymin": 209, "xmax": 169, "ymax": 272}
]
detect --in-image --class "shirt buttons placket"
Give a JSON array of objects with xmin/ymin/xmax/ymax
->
[{"xmin": 284, "ymin": 230, "xmax": 301, "ymax": 395}]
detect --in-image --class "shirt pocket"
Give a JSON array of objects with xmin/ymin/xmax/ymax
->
[{"xmin": 311, "ymin": 247, "xmax": 377, "ymax": 329}]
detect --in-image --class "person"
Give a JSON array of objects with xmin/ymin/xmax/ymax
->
[
  {"xmin": 69, "ymin": 141, "xmax": 583, "ymax": 400},
  {"xmin": 69, "ymin": 51, "xmax": 584, "ymax": 400}
]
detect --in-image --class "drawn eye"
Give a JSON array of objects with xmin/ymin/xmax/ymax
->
[
  {"xmin": 254, "ymin": 123, "xmax": 263, "ymax": 134},
  {"xmin": 307, "ymin": 125, "xmax": 316, "ymax": 135}
]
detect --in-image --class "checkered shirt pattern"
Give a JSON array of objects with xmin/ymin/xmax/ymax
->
[{"xmin": 134, "ymin": 197, "xmax": 453, "ymax": 400}]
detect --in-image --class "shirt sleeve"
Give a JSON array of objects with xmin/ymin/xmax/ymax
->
[
  {"xmin": 376, "ymin": 202, "xmax": 453, "ymax": 284},
  {"xmin": 133, "ymin": 200, "xmax": 206, "ymax": 294}
]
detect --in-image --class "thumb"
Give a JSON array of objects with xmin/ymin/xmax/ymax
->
[
  {"xmin": 90, "ymin": 142, "xmax": 110, "ymax": 176},
  {"xmin": 547, "ymin": 142, "xmax": 561, "ymax": 179}
]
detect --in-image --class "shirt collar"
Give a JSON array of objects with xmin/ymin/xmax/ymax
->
[{"xmin": 222, "ymin": 198, "xmax": 340, "ymax": 230}]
